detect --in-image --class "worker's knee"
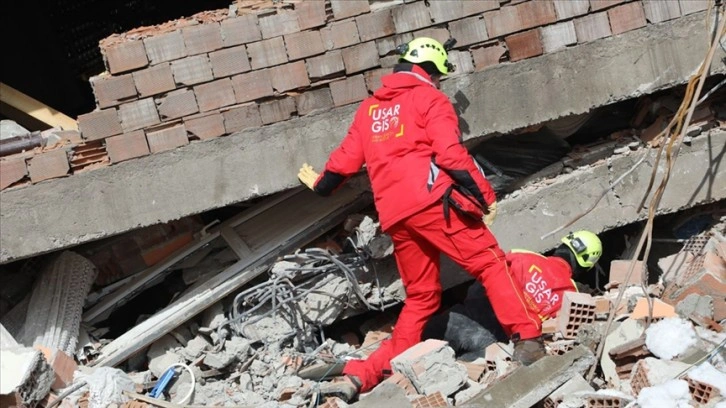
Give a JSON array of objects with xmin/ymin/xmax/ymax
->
[{"xmin": 404, "ymin": 290, "xmax": 442, "ymax": 316}]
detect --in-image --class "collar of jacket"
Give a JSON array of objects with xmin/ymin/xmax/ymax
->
[{"xmin": 392, "ymin": 63, "xmax": 435, "ymax": 87}]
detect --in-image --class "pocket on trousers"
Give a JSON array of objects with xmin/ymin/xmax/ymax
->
[{"xmin": 443, "ymin": 222, "xmax": 487, "ymax": 262}]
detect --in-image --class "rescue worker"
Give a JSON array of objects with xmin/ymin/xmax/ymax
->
[
  {"xmin": 298, "ymin": 37, "xmax": 542, "ymax": 400},
  {"xmin": 422, "ymin": 231, "xmax": 603, "ymax": 361}
]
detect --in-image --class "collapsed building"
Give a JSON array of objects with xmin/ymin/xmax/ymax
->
[{"xmin": 1, "ymin": 0, "xmax": 725, "ymax": 407}]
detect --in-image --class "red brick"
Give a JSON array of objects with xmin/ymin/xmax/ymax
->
[
  {"xmin": 209, "ymin": 46, "xmax": 250, "ymax": 78},
  {"xmin": 221, "ymin": 14, "xmax": 262, "ymax": 47},
  {"xmin": 412, "ymin": 27, "xmax": 451, "ymax": 45},
  {"xmin": 184, "ymin": 111, "xmax": 225, "ymax": 140},
  {"xmin": 28, "ymin": 149, "xmax": 69, "ymax": 183},
  {"xmin": 376, "ymin": 33, "xmax": 414, "ymax": 56},
  {"xmin": 270, "ymin": 61, "xmax": 311, "ymax": 93},
  {"xmin": 118, "ymin": 98, "xmax": 161, "ymax": 132},
  {"xmin": 517, "ymin": 0, "xmax": 558, "ymax": 30},
  {"xmin": 553, "ymin": 0, "xmax": 590, "ymax": 20},
  {"xmin": 342, "ymin": 41, "xmax": 379, "ymax": 74},
  {"xmin": 306, "ymin": 50, "xmax": 345, "ymax": 80},
  {"xmin": 679, "ymin": 0, "xmax": 708, "ymax": 15},
  {"xmin": 505, "ymin": 29, "xmax": 543, "ymax": 62},
  {"xmin": 609, "ymin": 260, "xmax": 646, "ymax": 286},
  {"xmin": 392, "ymin": 2, "xmax": 431, "ymax": 33},
  {"xmin": 182, "ymin": 23, "xmax": 223, "ymax": 55},
  {"xmin": 590, "ymin": 0, "xmax": 626, "ymax": 11},
  {"xmin": 556, "ymin": 291, "xmax": 595, "ymax": 339},
  {"xmin": 330, "ymin": 0, "xmax": 370, "ymax": 20},
  {"xmin": 171, "ymin": 55, "xmax": 214, "ymax": 86},
  {"xmin": 143, "ymin": 31, "xmax": 187, "ymax": 65},
  {"xmin": 574, "ymin": 12, "xmax": 612, "ymax": 42},
  {"xmin": 247, "ymin": 37, "xmax": 288, "ymax": 69},
  {"xmin": 449, "ymin": 15, "xmax": 490, "ymax": 47},
  {"xmin": 330, "ymin": 75, "xmax": 368, "ymax": 107},
  {"xmin": 285, "ymin": 30, "xmax": 326, "ymax": 61},
  {"xmin": 194, "ymin": 78, "xmax": 236, "ymax": 112},
  {"xmin": 231, "ymin": 70, "xmax": 274, "ymax": 103},
  {"xmin": 105, "ymin": 130, "xmax": 149, "ymax": 163},
  {"xmin": 90, "ymin": 74, "xmax": 137, "ymax": 108},
  {"xmin": 133, "ymin": 63, "xmax": 176, "ymax": 97},
  {"xmin": 78, "ymin": 108, "xmax": 123, "ymax": 140},
  {"xmin": 295, "ymin": 87, "xmax": 334, "ymax": 115},
  {"xmin": 541, "ymin": 21, "xmax": 577, "ymax": 53},
  {"xmin": 222, "ymin": 103, "xmax": 262, "ymax": 132},
  {"xmin": 643, "ymin": 0, "xmax": 681, "ymax": 22},
  {"xmin": 36, "ymin": 347, "xmax": 77, "ymax": 391},
  {"xmin": 156, "ymin": 89, "xmax": 199, "ymax": 121},
  {"xmin": 102, "ymin": 40, "xmax": 149, "ymax": 74},
  {"xmin": 364, "ymin": 68, "xmax": 390, "ymax": 93},
  {"xmin": 259, "ymin": 10, "xmax": 301, "ymax": 39},
  {"xmin": 321, "ymin": 20, "xmax": 360, "ymax": 50},
  {"xmin": 356, "ymin": 10, "xmax": 396, "ymax": 42},
  {"xmin": 146, "ymin": 124, "xmax": 188, "ymax": 153},
  {"xmin": 608, "ymin": 2, "xmax": 647, "ymax": 35},
  {"xmin": 0, "ymin": 158, "xmax": 28, "ymax": 190},
  {"xmin": 259, "ymin": 97, "xmax": 297, "ymax": 124},
  {"xmin": 462, "ymin": 0, "xmax": 500, "ymax": 15},
  {"xmin": 295, "ymin": 0, "xmax": 328, "ymax": 30},
  {"xmin": 447, "ymin": 50, "xmax": 474, "ymax": 75},
  {"xmin": 483, "ymin": 7, "xmax": 520, "ymax": 38}
]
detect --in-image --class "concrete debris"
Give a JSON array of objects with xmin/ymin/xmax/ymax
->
[
  {"xmin": 17, "ymin": 251, "xmax": 97, "ymax": 355},
  {"xmin": 0, "ymin": 346, "xmax": 54, "ymax": 406},
  {"xmin": 70, "ymin": 367, "xmax": 135, "ymax": 408},
  {"xmin": 390, "ymin": 339, "xmax": 467, "ymax": 396}
]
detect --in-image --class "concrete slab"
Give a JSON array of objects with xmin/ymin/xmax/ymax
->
[{"xmin": 1, "ymin": 13, "xmax": 724, "ymax": 263}]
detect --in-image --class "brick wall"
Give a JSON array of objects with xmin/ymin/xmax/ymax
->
[{"xmin": 0, "ymin": 0, "xmax": 708, "ymax": 191}]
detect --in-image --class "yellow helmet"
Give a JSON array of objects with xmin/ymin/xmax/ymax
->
[
  {"xmin": 561, "ymin": 231, "xmax": 602, "ymax": 269},
  {"xmin": 397, "ymin": 37, "xmax": 456, "ymax": 75}
]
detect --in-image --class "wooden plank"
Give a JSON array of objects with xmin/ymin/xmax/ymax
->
[
  {"xmin": 220, "ymin": 225, "xmax": 253, "ymax": 259},
  {"xmin": 0, "ymin": 83, "xmax": 78, "ymax": 130},
  {"xmin": 92, "ymin": 186, "xmax": 370, "ymax": 367}
]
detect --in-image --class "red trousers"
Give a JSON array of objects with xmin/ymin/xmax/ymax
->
[{"xmin": 343, "ymin": 202, "xmax": 541, "ymax": 392}]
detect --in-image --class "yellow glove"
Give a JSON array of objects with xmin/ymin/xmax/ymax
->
[
  {"xmin": 483, "ymin": 201, "xmax": 497, "ymax": 227},
  {"xmin": 298, "ymin": 163, "xmax": 319, "ymax": 191}
]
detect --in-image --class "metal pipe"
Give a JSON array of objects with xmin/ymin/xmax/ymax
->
[{"xmin": 0, "ymin": 132, "xmax": 43, "ymax": 157}]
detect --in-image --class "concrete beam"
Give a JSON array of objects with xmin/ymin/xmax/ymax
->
[{"xmin": 1, "ymin": 13, "xmax": 723, "ymax": 263}]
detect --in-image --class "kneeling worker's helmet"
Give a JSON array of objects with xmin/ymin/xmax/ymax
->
[
  {"xmin": 561, "ymin": 231, "xmax": 602, "ymax": 269},
  {"xmin": 397, "ymin": 37, "xmax": 456, "ymax": 75}
]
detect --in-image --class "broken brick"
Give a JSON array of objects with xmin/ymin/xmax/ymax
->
[
  {"xmin": 146, "ymin": 124, "xmax": 188, "ymax": 153},
  {"xmin": 356, "ymin": 9, "xmax": 396, "ymax": 42},
  {"xmin": 247, "ymin": 37, "xmax": 288, "ymax": 70},
  {"xmin": 295, "ymin": 87, "xmax": 334, "ymax": 116},
  {"xmin": 285, "ymin": 30, "xmax": 326, "ymax": 61},
  {"xmin": 133, "ymin": 63, "xmax": 176, "ymax": 98},
  {"xmin": 171, "ymin": 55, "xmax": 214, "ymax": 87},
  {"xmin": 330, "ymin": 0, "xmax": 369, "ymax": 20},
  {"xmin": 449, "ymin": 15, "xmax": 489, "ymax": 47},
  {"xmin": 505, "ymin": 29, "xmax": 543, "ymax": 62},
  {"xmin": 330, "ymin": 75, "xmax": 368, "ymax": 107},
  {"xmin": 574, "ymin": 12, "xmax": 612, "ymax": 43},
  {"xmin": 221, "ymin": 14, "xmax": 262, "ymax": 47},
  {"xmin": 36, "ymin": 347, "xmax": 77, "ymax": 391},
  {"xmin": 321, "ymin": 20, "xmax": 360, "ymax": 50},
  {"xmin": 105, "ymin": 130, "xmax": 150, "ymax": 163},
  {"xmin": 391, "ymin": 339, "xmax": 467, "ymax": 396},
  {"xmin": 295, "ymin": 0, "xmax": 327, "ymax": 30},
  {"xmin": 156, "ymin": 89, "xmax": 199, "ymax": 121},
  {"xmin": 231, "ymin": 70, "xmax": 274, "ymax": 103},
  {"xmin": 381, "ymin": 372, "xmax": 417, "ymax": 395},
  {"xmin": 118, "ymin": 98, "xmax": 161, "ymax": 132},
  {"xmin": 223, "ymin": 103, "xmax": 263, "ymax": 133},
  {"xmin": 556, "ymin": 291, "xmax": 596, "ymax": 339},
  {"xmin": 471, "ymin": 43, "xmax": 507, "ymax": 71},
  {"xmin": 306, "ymin": 51, "xmax": 345, "ymax": 80},
  {"xmin": 609, "ymin": 260, "xmax": 646, "ymax": 286},
  {"xmin": 608, "ymin": 2, "xmax": 647, "ymax": 35},
  {"xmin": 0, "ymin": 158, "xmax": 28, "ymax": 190},
  {"xmin": 184, "ymin": 112, "xmax": 226, "ymax": 140},
  {"xmin": 143, "ymin": 30, "xmax": 187, "ymax": 65},
  {"xmin": 28, "ymin": 149, "xmax": 69, "ymax": 183},
  {"xmin": 259, "ymin": 10, "xmax": 301, "ymax": 39},
  {"xmin": 209, "ymin": 45, "xmax": 251, "ymax": 78},
  {"xmin": 411, "ymin": 392, "xmax": 447, "ymax": 408},
  {"xmin": 78, "ymin": 108, "xmax": 124, "ymax": 140},
  {"xmin": 631, "ymin": 298, "xmax": 676, "ymax": 320},
  {"xmin": 194, "ymin": 78, "xmax": 236, "ymax": 112},
  {"xmin": 182, "ymin": 22, "xmax": 223, "ymax": 55},
  {"xmin": 391, "ymin": 1, "xmax": 431, "ymax": 34},
  {"xmin": 270, "ymin": 61, "xmax": 311, "ymax": 93},
  {"xmin": 259, "ymin": 98, "xmax": 296, "ymax": 125},
  {"xmin": 102, "ymin": 40, "xmax": 149, "ymax": 74},
  {"xmin": 90, "ymin": 74, "xmax": 137, "ymax": 108},
  {"xmin": 342, "ymin": 41, "xmax": 379, "ymax": 74},
  {"xmin": 687, "ymin": 377, "xmax": 721, "ymax": 405}
]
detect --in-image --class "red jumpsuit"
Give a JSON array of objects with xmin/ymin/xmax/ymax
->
[{"xmin": 314, "ymin": 65, "xmax": 541, "ymax": 392}]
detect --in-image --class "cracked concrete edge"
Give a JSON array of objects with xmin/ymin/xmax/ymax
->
[{"xmin": 0, "ymin": 13, "xmax": 723, "ymax": 263}]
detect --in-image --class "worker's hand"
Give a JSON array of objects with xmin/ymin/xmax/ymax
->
[
  {"xmin": 483, "ymin": 201, "xmax": 497, "ymax": 227},
  {"xmin": 298, "ymin": 163, "xmax": 319, "ymax": 191}
]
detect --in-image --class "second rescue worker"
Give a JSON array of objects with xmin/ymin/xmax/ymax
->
[{"xmin": 298, "ymin": 37, "xmax": 543, "ymax": 399}]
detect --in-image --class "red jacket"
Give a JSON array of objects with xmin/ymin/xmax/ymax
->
[
  {"xmin": 315, "ymin": 65, "xmax": 496, "ymax": 231},
  {"xmin": 506, "ymin": 250, "xmax": 577, "ymax": 320}
]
